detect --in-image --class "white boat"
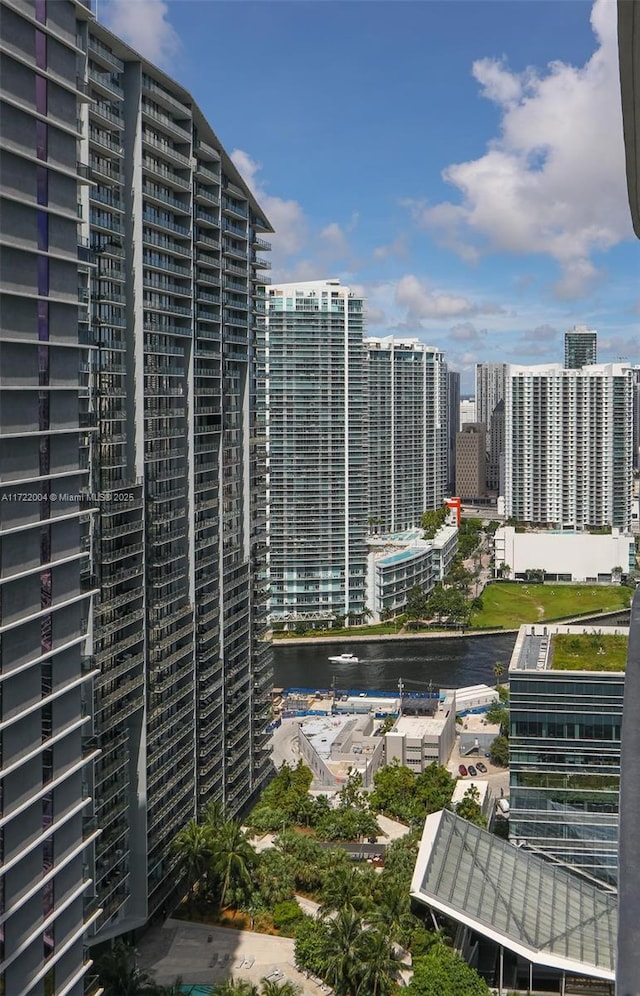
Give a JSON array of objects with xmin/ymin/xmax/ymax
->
[{"xmin": 328, "ymin": 652, "xmax": 360, "ymax": 664}]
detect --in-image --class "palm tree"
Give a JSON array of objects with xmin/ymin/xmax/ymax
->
[
  {"xmin": 320, "ymin": 865, "xmax": 372, "ymax": 917},
  {"xmin": 323, "ymin": 907, "xmax": 367, "ymax": 996},
  {"xmin": 95, "ymin": 939, "xmax": 158, "ymax": 996},
  {"xmin": 171, "ymin": 818, "xmax": 212, "ymax": 909},
  {"xmin": 493, "ymin": 660, "xmax": 504, "ymax": 686},
  {"xmin": 212, "ymin": 819, "xmax": 257, "ymax": 912},
  {"xmin": 358, "ymin": 927, "xmax": 403, "ymax": 996},
  {"xmin": 213, "ymin": 981, "xmax": 259, "ymax": 996},
  {"xmin": 202, "ymin": 797, "xmax": 225, "ymax": 832},
  {"xmin": 260, "ymin": 980, "xmax": 302, "ymax": 996},
  {"xmin": 369, "ymin": 881, "xmax": 418, "ymax": 945}
]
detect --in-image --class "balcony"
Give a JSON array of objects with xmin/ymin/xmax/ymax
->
[
  {"xmin": 88, "ymin": 36, "xmax": 125, "ymax": 72},
  {"xmin": 142, "ymin": 157, "xmax": 190, "ymax": 189},
  {"xmin": 88, "ymin": 69, "xmax": 124, "ymax": 98},
  {"xmin": 142, "ymin": 131, "xmax": 191, "ymax": 166}
]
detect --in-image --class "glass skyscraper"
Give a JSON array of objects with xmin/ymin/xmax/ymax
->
[{"xmin": 266, "ymin": 280, "xmax": 368, "ymax": 625}]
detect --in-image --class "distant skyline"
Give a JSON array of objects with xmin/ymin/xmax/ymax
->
[{"xmin": 100, "ymin": 0, "xmax": 640, "ymax": 389}]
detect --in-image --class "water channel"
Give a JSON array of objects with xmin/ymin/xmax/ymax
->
[{"xmin": 273, "ymin": 611, "xmax": 631, "ymax": 694}]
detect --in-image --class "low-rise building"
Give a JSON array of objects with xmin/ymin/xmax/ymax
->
[
  {"xmin": 431, "ymin": 524, "xmax": 459, "ymax": 580},
  {"xmin": 451, "ymin": 778, "xmax": 493, "ymax": 820},
  {"xmin": 365, "ymin": 525, "xmax": 459, "ymax": 620},
  {"xmin": 495, "ymin": 526, "xmax": 635, "ymax": 582},
  {"xmin": 297, "ymin": 714, "xmax": 386, "ymax": 789},
  {"xmin": 385, "ymin": 693, "xmax": 456, "ymax": 769}
]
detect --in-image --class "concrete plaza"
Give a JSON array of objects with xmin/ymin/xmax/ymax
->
[{"xmin": 137, "ymin": 917, "xmax": 332, "ymax": 994}]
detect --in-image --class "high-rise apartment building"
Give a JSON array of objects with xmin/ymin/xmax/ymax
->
[
  {"xmin": 447, "ymin": 371, "xmax": 460, "ymax": 494},
  {"xmin": 0, "ymin": 1, "xmax": 100, "ymax": 990},
  {"xmin": 266, "ymin": 280, "xmax": 367, "ymax": 624},
  {"xmin": 455, "ymin": 424, "xmax": 487, "ymax": 500},
  {"xmin": 367, "ymin": 337, "xmax": 448, "ymax": 533},
  {"xmin": 564, "ymin": 325, "xmax": 597, "ymax": 368},
  {"xmin": 1, "ymin": 0, "xmax": 273, "ymax": 986},
  {"xmin": 475, "ymin": 363, "xmax": 506, "ymax": 491},
  {"xmin": 505, "ymin": 363, "xmax": 635, "ymax": 531}
]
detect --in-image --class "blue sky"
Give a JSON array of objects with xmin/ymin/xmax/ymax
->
[{"xmin": 100, "ymin": 0, "xmax": 639, "ymax": 390}]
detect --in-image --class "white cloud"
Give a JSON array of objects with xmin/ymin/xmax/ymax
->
[
  {"xmin": 473, "ymin": 56, "xmax": 523, "ymax": 105},
  {"xmin": 102, "ymin": 0, "xmax": 180, "ymax": 68},
  {"xmin": 231, "ymin": 149, "xmax": 308, "ymax": 261},
  {"xmin": 372, "ymin": 234, "xmax": 409, "ymax": 261},
  {"xmin": 232, "ymin": 150, "xmax": 361, "ymax": 280},
  {"xmin": 449, "ymin": 322, "xmax": 486, "ymax": 343},
  {"xmin": 412, "ymin": 0, "xmax": 632, "ymax": 300},
  {"xmin": 395, "ymin": 274, "xmax": 505, "ymax": 321}
]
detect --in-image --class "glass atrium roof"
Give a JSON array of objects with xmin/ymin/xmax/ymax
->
[{"xmin": 411, "ymin": 810, "xmax": 617, "ymax": 979}]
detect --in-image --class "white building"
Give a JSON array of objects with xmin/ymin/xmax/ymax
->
[
  {"xmin": 505, "ymin": 363, "xmax": 636, "ymax": 532},
  {"xmin": 495, "ymin": 526, "xmax": 636, "ymax": 582},
  {"xmin": 460, "ymin": 398, "xmax": 476, "ymax": 425},
  {"xmin": 297, "ymin": 713, "xmax": 386, "ymax": 789},
  {"xmin": 266, "ymin": 280, "xmax": 368, "ymax": 624},
  {"xmin": 451, "ymin": 779, "xmax": 493, "ymax": 820},
  {"xmin": 365, "ymin": 526, "xmax": 458, "ymax": 621},
  {"xmin": 385, "ymin": 695, "xmax": 457, "ymax": 769},
  {"xmin": 366, "ymin": 336, "xmax": 448, "ymax": 533}
]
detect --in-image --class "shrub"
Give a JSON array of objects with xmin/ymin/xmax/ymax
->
[{"xmin": 272, "ymin": 899, "xmax": 304, "ymax": 936}]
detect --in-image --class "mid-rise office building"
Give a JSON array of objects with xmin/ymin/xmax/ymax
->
[
  {"xmin": 455, "ymin": 423, "xmax": 487, "ymax": 500},
  {"xmin": 266, "ymin": 280, "xmax": 368, "ymax": 624},
  {"xmin": 475, "ymin": 362, "xmax": 506, "ymax": 491},
  {"xmin": 509, "ymin": 624, "xmax": 625, "ymax": 887},
  {"xmin": 505, "ymin": 363, "xmax": 635, "ymax": 531},
  {"xmin": 447, "ymin": 370, "xmax": 460, "ymax": 493},
  {"xmin": 1, "ymin": 0, "xmax": 273, "ymax": 986},
  {"xmin": 367, "ymin": 337, "xmax": 448, "ymax": 533},
  {"xmin": 564, "ymin": 325, "xmax": 597, "ymax": 369}
]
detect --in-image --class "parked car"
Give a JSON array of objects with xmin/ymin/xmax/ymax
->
[
  {"xmin": 476, "ymin": 762, "xmax": 487, "ymax": 774},
  {"xmin": 468, "ymin": 765, "xmax": 477, "ymax": 777},
  {"xmin": 458, "ymin": 764, "xmax": 468, "ymax": 777}
]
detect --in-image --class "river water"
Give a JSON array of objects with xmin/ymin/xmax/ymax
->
[{"xmin": 273, "ymin": 611, "xmax": 631, "ymax": 694}]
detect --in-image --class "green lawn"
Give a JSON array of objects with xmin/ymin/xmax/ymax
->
[
  {"xmin": 470, "ymin": 583, "xmax": 631, "ymax": 629},
  {"xmin": 551, "ymin": 633, "xmax": 628, "ymax": 671}
]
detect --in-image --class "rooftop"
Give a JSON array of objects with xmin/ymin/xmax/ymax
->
[
  {"xmin": 510, "ymin": 624, "xmax": 629, "ymax": 673},
  {"xmin": 411, "ymin": 809, "xmax": 616, "ymax": 980},
  {"xmin": 392, "ymin": 713, "xmax": 449, "ymax": 737},
  {"xmin": 378, "ymin": 547, "xmax": 428, "ymax": 567}
]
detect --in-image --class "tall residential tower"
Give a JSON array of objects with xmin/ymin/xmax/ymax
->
[
  {"xmin": 0, "ymin": 0, "xmax": 273, "ymax": 987},
  {"xmin": 564, "ymin": 325, "xmax": 597, "ymax": 369},
  {"xmin": 266, "ymin": 280, "xmax": 368, "ymax": 625},
  {"xmin": 475, "ymin": 362, "xmax": 506, "ymax": 492},
  {"xmin": 505, "ymin": 363, "xmax": 634, "ymax": 530},
  {"xmin": 367, "ymin": 337, "xmax": 448, "ymax": 533}
]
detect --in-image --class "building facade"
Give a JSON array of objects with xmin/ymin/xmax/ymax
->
[
  {"xmin": 447, "ymin": 370, "xmax": 460, "ymax": 493},
  {"xmin": 564, "ymin": 325, "xmax": 597, "ymax": 369},
  {"xmin": 455, "ymin": 423, "xmax": 487, "ymax": 500},
  {"xmin": 1, "ymin": 0, "xmax": 273, "ymax": 987},
  {"xmin": 459, "ymin": 398, "xmax": 476, "ymax": 426},
  {"xmin": 366, "ymin": 337, "xmax": 448, "ymax": 533},
  {"xmin": 266, "ymin": 280, "xmax": 368, "ymax": 625},
  {"xmin": 495, "ymin": 527, "xmax": 636, "ymax": 582},
  {"xmin": 475, "ymin": 363, "xmax": 506, "ymax": 492},
  {"xmin": 0, "ymin": 1, "xmax": 100, "ymax": 990},
  {"xmin": 509, "ymin": 624, "xmax": 625, "ymax": 887},
  {"xmin": 505, "ymin": 363, "xmax": 635, "ymax": 531}
]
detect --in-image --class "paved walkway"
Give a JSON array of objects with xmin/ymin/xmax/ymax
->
[{"xmin": 138, "ymin": 918, "xmax": 330, "ymax": 994}]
